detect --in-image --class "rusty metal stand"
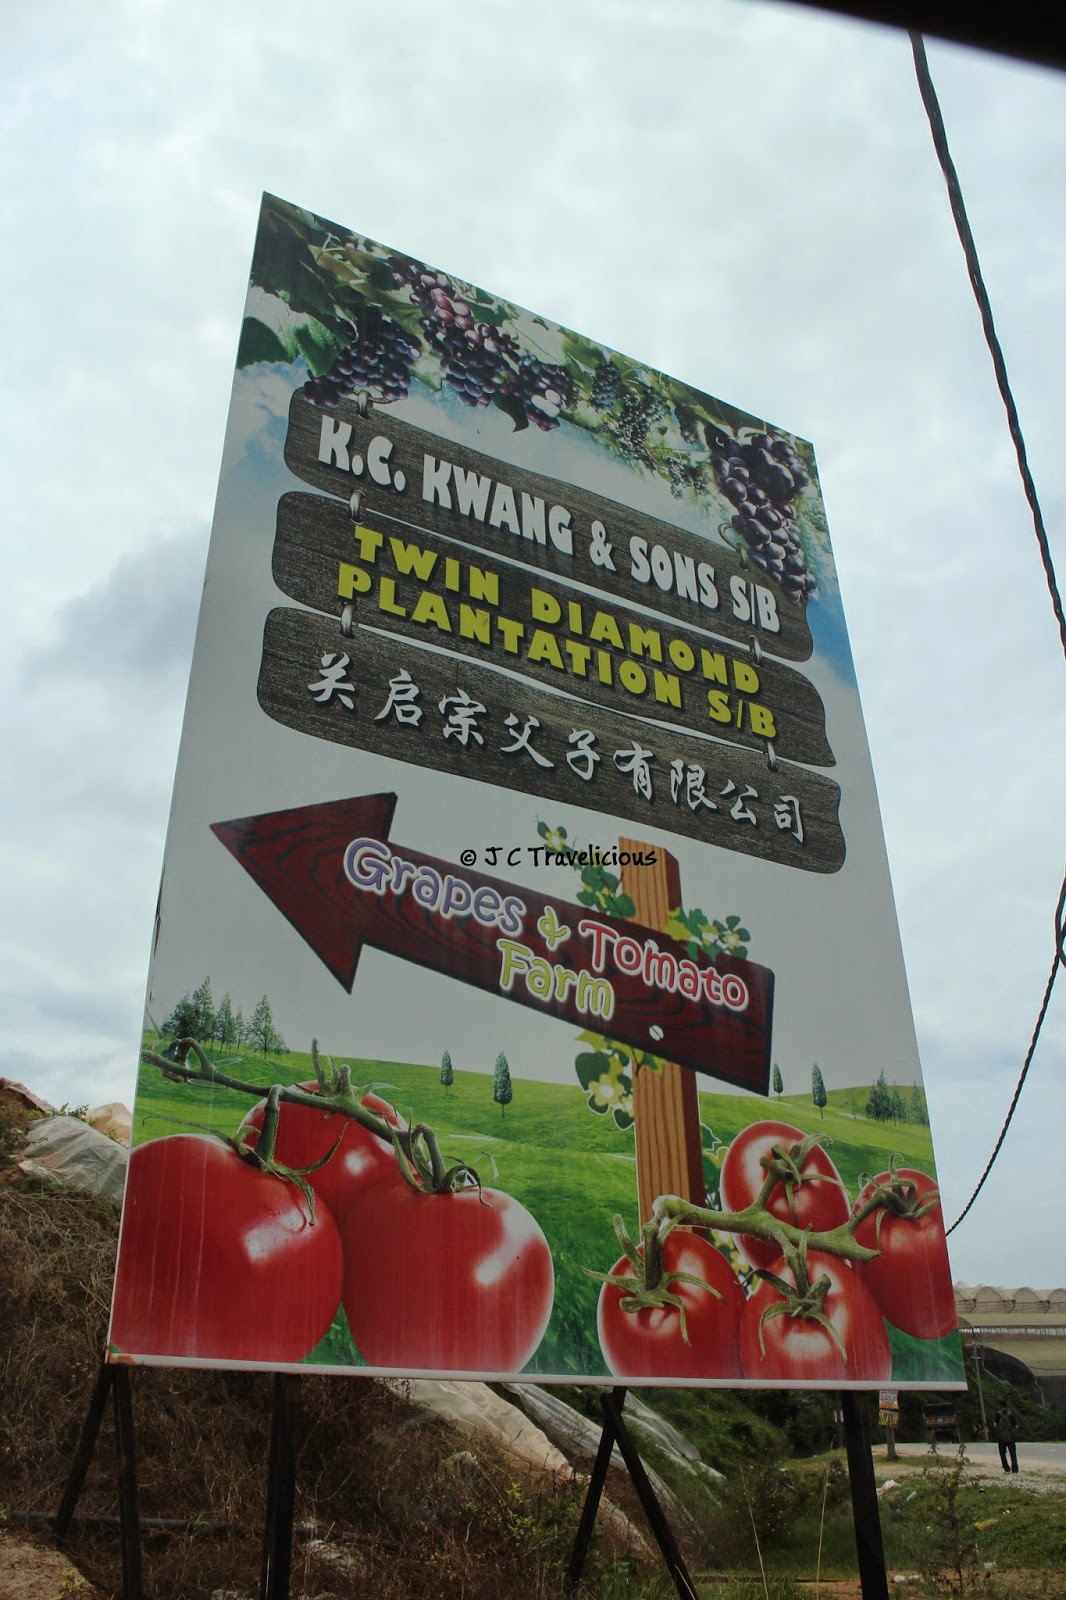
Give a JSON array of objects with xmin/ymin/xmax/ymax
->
[
  {"xmin": 841, "ymin": 1390, "xmax": 890, "ymax": 1600},
  {"xmin": 565, "ymin": 1387, "xmax": 698, "ymax": 1600},
  {"xmin": 55, "ymin": 1363, "xmax": 144, "ymax": 1600}
]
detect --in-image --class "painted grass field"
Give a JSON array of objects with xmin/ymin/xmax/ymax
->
[{"xmin": 129, "ymin": 1038, "xmax": 960, "ymax": 1382}]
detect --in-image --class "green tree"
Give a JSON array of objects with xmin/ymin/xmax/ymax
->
[
  {"xmin": 250, "ymin": 995, "xmax": 286, "ymax": 1056},
  {"xmin": 492, "ymin": 1052, "xmax": 513, "ymax": 1118},
  {"xmin": 865, "ymin": 1069, "xmax": 893, "ymax": 1121},
  {"xmin": 190, "ymin": 977, "xmax": 215, "ymax": 1044},
  {"xmin": 163, "ymin": 991, "xmax": 198, "ymax": 1040},
  {"xmin": 888, "ymin": 1084, "xmax": 908, "ymax": 1124},
  {"xmin": 233, "ymin": 1005, "xmax": 247, "ymax": 1054},
  {"xmin": 811, "ymin": 1062, "xmax": 827, "ymax": 1119},
  {"xmin": 215, "ymin": 992, "xmax": 236, "ymax": 1054},
  {"xmin": 772, "ymin": 1062, "xmax": 783, "ymax": 1099},
  {"xmin": 910, "ymin": 1081, "xmax": 929, "ymax": 1126},
  {"xmin": 440, "ymin": 1050, "xmax": 454, "ymax": 1095}
]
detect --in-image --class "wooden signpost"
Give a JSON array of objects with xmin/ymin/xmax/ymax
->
[{"xmin": 621, "ymin": 839, "xmax": 706, "ymax": 1224}]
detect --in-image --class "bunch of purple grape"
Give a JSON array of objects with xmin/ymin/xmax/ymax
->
[
  {"xmin": 616, "ymin": 387, "xmax": 669, "ymax": 465},
  {"xmin": 503, "ymin": 352, "xmax": 575, "ymax": 432},
  {"xmin": 712, "ymin": 432, "xmax": 816, "ymax": 603},
  {"xmin": 590, "ymin": 358, "xmax": 623, "ymax": 411},
  {"xmin": 388, "ymin": 258, "xmax": 520, "ymax": 410},
  {"xmin": 666, "ymin": 456, "xmax": 707, "ymax": 500},
  {"xmin": 303, "ymin": 309, "xmax": 419, "ymax": 408}
]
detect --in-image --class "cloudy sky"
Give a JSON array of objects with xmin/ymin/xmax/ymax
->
[{"xmin": 2, "ymin": 0, "xmax": 1064, "ymax": 1291}]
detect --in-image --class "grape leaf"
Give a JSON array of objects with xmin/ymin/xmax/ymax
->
[
  {"xmin": 574, "ymin": 1051, "xmax": 612, "ymax": 1092},
  {"xmin": 294, "ymin": 323, "xmax": 339, "ymax": 377},
  {"xmin": 492, "ymin": 391, "xmax": 529, "ymax": 432},
  {"xmin": 237, "ymin": 317, "xmax": 290, "ymax": 369}
]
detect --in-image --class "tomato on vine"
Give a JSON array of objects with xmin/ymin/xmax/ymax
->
[
  {"xmin": 239, "ymin": 1081, "xmax": 404, "ymax": 1225},
  {"xmin": 342, "ymin": 1180, "xmax": 554, "ymax": 1373},
  {"xmin": 851, "ymin": 1165, "xmax": 956, "ymax": 1340},
  {"xmin": 109, "ymin": 1134, "xmax": 343, "ymax": 1363},
  {"xmin": 596, "ymin": 1221, "xmax": 744, "ymax": 1379},
  {"xmin": 719, "ymin": 1121, "xmax": 851, "ymax": 1269},
  {"xmin": 739, "ymin": 1243, "xmax": 891, "ymax": 1383}
]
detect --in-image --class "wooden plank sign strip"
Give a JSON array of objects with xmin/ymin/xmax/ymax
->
[
  {"xmin": 282, "ymin": 391, "xmax": 815, "ymax": 662},
  {"xmin": 270, "ymin": 491, "xmax": 835, "ymax": 768},
  {"xmin": 257, "ymin": 604, "xmax": 846, "ymax": 873}
]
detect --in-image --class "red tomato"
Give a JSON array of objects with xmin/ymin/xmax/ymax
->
[
  {"xmin": 597, "ymin": 1231, "xmax": 745, "ymax": 1379},
  {"xmin": 739, "ymin": 1250, "xmax": 891, "ymax": 1382},
  {"xmin": 239, "ymin": 1083, "xmax": 404, "ymax": 1225},
  {"xmin": 852, "ymin": 1169, "xmax": 956, "ymax": 1340},
  {"xmin": 342, "ymin": 1182, "xmax": 554, "ymax": 1373},
  {"xmin": 109, "ymin": 1134, "xmax": 343, "ymax": 1363},
  {"xmin": 719, "ymin": 1120, "xmax": 850, "ymax": 1269}
]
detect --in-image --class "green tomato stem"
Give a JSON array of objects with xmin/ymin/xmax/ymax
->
[
  {"xmin": 140, "ymin": 1039, "xmax": 395, "ymax": 1141},
  {"xmin": 652, "ymin": 1194, "xmax": 879, "ymax": 1264}
]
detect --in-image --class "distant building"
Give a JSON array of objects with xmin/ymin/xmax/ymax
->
[{"xmin": 955, "ymin": 1285, "xmax": 1066, "ymax": 1406}]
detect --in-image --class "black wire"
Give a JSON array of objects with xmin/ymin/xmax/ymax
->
[
  {"xmin": 909, "ymin": 34, "xmax": 1066, "ymax": 1234},
  {"xmin": 910, "ymin": 33, "xmax": 1066, "ymax": 661},
  {"xmin": 945, "ymin": 870, "xmax": 1066, "ymax": 1235}
]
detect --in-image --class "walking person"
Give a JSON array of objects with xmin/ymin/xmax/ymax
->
[{"xmin": 994, "ymin": 1404, "xmax": 1019, "ymax": 1474}]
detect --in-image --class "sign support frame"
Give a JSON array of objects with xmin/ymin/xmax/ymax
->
[
  {"xmin": 840, "ymin": 1390, "xmax": 890, "ymax": 1600},
  {"xmin": 565, "ymin": 1386, "xmax": 699, "ymax": 1600},
  {"xmin": 54, "ymin": 1363, "xmax": 144, "ymax": 1600}
]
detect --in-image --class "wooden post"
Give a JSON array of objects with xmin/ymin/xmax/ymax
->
[{"xmin": 620, "ymin": 839, "xmax": 706, "ymax": 1225}]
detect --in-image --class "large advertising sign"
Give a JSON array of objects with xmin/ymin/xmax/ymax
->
[{"xmin": 107, "ymin": 194, "xmax": 963, "ymax": 1388}]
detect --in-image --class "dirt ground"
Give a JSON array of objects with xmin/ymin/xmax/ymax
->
[{"xmin": 0, "ymin": 1530, "xmax": 102, "ymax": 1600}]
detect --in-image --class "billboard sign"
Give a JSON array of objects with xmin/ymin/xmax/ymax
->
[{"xmin": 107, "ymin": 194, "xmax": 962, "ymax": 1388}]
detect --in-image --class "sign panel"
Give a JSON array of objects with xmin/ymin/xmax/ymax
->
[{"xmin": 108, "ymin": 194, "xmax": 962, "ymax": 1388}]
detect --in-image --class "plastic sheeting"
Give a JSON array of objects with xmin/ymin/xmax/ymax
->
[{"xmin": 18, "ymin": 1115, "xmax": 129, "ymax": 1203}]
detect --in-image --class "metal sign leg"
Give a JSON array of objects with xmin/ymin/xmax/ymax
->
[
  {"xmin": 260, "ymin": 1373, "xmax": 301, "ymax": 1600},
  {"xmin": 54, "ymin": 1363, "xmax": 143, "ymax": 1600},
  {"xmin": 55, "ymin": 1364, "xmax": 113, "ymax": 1542},
  {"xmin": 841, "ymin": 1390, "xmax": 889, "ymax": 1600},
  {"xmin": 566, "ymin": 1386, "xmax": 699, "ymax": 1600},
  {"xmin": 111, "ymin": 1368, "xmax": 144, "ymax": 1600}
]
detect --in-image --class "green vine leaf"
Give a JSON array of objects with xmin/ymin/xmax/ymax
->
[
  {"xmin": 492, "ymin": 390, "xmax": 530, "ymax": 432},
  {"xmin": 294, "ymin": 322, "xmax": 340, "ymax": 376},
  {"xmin": 237, "ymin": 317, "xmax": 290, "ymax": 368}
]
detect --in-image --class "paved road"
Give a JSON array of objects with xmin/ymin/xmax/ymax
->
[{"xmin": 877, "ymin": 1439, "xmax": 1066, "ymax": 1489}]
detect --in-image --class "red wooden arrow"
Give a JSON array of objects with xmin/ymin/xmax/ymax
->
[{"xmin": 211, "ymin": 794, "xmax": 773, "ymax": 1093}]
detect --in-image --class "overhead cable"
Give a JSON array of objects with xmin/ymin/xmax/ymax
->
[{"xmin": 909, "ymin": 34, "xmax": 1066, "ymax": 1235}]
